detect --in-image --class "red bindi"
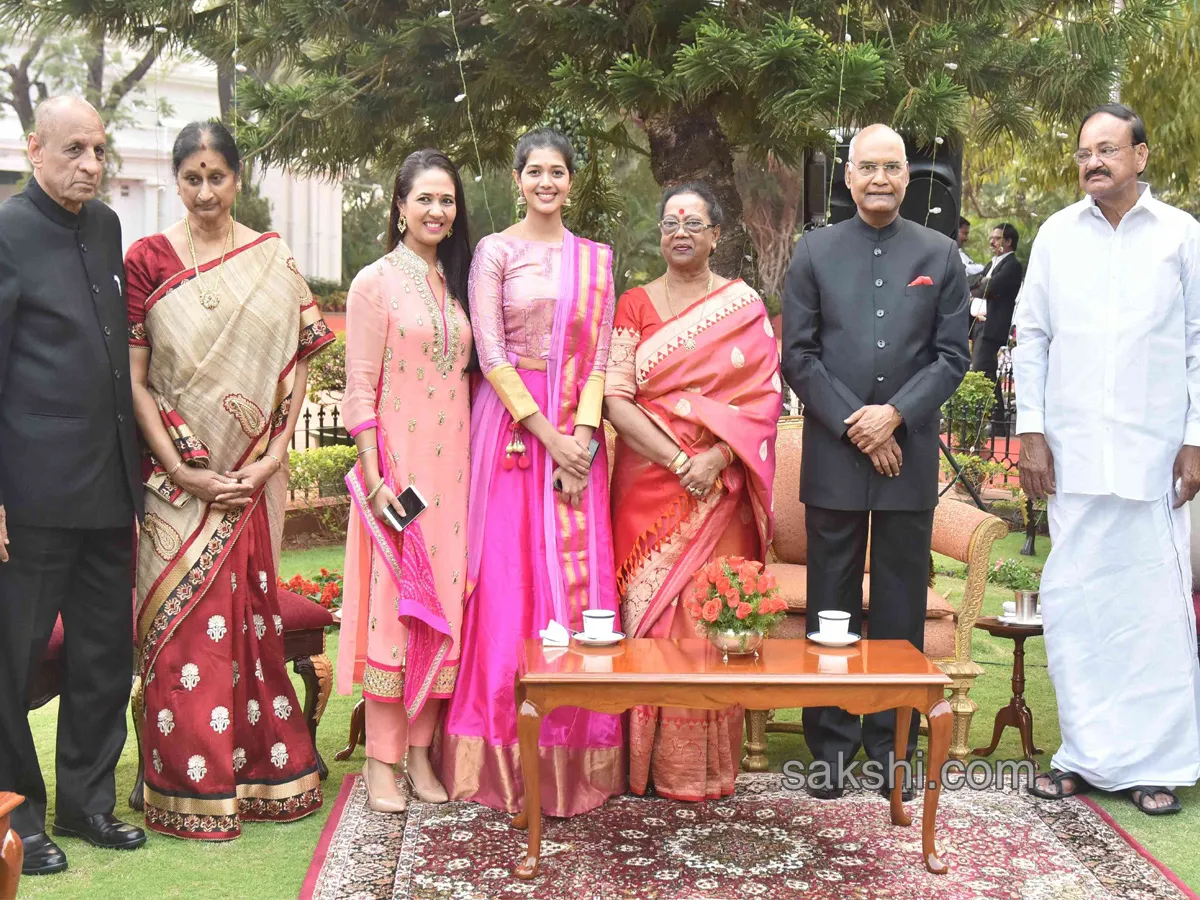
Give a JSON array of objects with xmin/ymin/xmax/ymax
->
[{"xmin": 677, "ymin": 208, "xmax": 685, "ymax": 215}]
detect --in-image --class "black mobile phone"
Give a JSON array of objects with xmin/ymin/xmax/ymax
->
[
  {"xmin": 381, "ymin": 485, "xmax": 428, "ymax": 532},
  {"xmin": 554, "ymin": 438, "xmax": 601, "ymax": 492}
]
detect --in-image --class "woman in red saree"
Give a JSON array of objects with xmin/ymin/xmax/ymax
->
[
  {"xmin": 605, "ymin": 183, "xmax": 781, "ymax": 801},
  {"xmin": 127, "ymin": 122, "xmax": 333, "ymax": 839}
]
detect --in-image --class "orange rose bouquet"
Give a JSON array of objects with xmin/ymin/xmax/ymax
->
[{"xmin": 684, "ymin": 556, "xmax": 786, "ymax": 640}]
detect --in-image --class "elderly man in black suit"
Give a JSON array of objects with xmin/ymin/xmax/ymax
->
[
  {"xmin": 970, "ymin": 223, "xmax": 1023, "ymax": 433},
  {"xmin": 781, "ymin": 124, "xmax": 970, "ymax": 799},
  {"xmin": 0, "ymin": 96, "xmax": 146, "ymax": 876}
]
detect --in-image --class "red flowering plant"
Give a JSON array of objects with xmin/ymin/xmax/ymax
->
[
  {"xmin": 277, "ymin": 567, "xmax": 344, "ymax": 612},
  {"xmin": 684, "ymin": 556, "xmax": 787, "ymax": 636}
]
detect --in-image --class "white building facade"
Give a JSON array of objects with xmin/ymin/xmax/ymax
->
[{"xmin": 0, "ymin": 53, "xmax": 343, "ymax": 282}]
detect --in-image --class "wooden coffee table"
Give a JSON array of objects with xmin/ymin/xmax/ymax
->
[{"xmin": 512, "ymin": 637, "xmax": 953, "ymax": 878}]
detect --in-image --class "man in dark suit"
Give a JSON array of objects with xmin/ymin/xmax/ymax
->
[
  {"xmin": 970, "ymin": 223, "xmax": 1023, "ymax": 432},
  {"xmin": 0, "ymin": 96, "xmax": 146, "ymax": 876},
  {"xmin": 781, "ymin": 124, "xmax": 969, "ymax": 798}
]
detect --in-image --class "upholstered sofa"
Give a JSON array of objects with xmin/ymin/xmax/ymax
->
[{"xmin": 741, "ymin": 416, "xmax": 1008, "ymax": 766}]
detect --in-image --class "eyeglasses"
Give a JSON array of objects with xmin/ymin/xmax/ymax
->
[
  {"xmin": 1072, "ymin": 144, "xmax": 1134, "ymax": 165},
  {"xmin": 854, "ymin": 162, "xmax": 906, "ymax": 176},
  {"xmin": 659, "ymin": 218, "xmax": 716, "ymax": 235}
]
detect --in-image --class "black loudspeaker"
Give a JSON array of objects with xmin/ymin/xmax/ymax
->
[{"xmin": 820, "ymin": 136, "xmax": 962, "ymax": 239}]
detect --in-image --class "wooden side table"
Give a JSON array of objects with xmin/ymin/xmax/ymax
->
[{"xmin": 972, "ymin": 616, "xmax": 1044, "ymax": 766}]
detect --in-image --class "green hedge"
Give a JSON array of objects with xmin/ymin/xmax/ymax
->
[{"xmin": 288, "ymin": 445, "xmax": 356, "ymax": 499}]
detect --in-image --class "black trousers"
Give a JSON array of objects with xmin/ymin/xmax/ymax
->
[
  {"xmin": 0, "ymin": 525, "xmax": 133, "ymax": 837},
  {"xmin": 802, "ymin": 506, "xmax": 934, "ymax": 770},
  {"xmin": 970, "ymin": 336, "xmax": 1007, "ymax": 422}
]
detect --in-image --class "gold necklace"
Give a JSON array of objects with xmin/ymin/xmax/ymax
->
[
  {"xmin": 184, "ymin": 216, "xmax": 234, "ymax": 310},
  {"xmin": 665, "ymin": 270, "xmax": 714, "ymax": 351}
]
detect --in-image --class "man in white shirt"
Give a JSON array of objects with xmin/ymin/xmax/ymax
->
[
  {"xmin": 958, "ymin": 216, "xmax": 985, "ymax": 283},
  {"xmin": 1014, "ymin": 103, "xmax": 1200, "ymax": 816}
]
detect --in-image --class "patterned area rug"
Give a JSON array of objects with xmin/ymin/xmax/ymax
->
[{"xmin": 302, "ymin": 774, "xmax": 1198, "ymax": 900}]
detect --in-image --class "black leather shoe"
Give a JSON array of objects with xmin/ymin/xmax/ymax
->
[
  {"xmin": 53, "ymin": 813, "xmax": 147, "ymax": 850},
  {"xmin": 879, "ymin": 784, "xmax": 918, "ymax": 802},
  {"xmin": 804, "ymin": 783, "xmax": 845, "ymax": 800},
  {"xmin": 21, "ymin": 832, "xmax": 68, "ymax": 876}
]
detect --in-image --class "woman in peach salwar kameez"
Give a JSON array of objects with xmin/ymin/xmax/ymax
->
[
  {"xmin": 338, "ymin": 150, "xmax": 473, "ymax": 812},
  {"xmin": 439, "ymin": 129, "xmax": 625, "ymax": 816},
  {"xmin": 606, "ymin": 183, "xmax": 781, "ymax": 801}
]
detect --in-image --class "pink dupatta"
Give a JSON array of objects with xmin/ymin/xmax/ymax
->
[{"xmin": 345, "ymin": 436, "xmax": 452, "ymax": 720}]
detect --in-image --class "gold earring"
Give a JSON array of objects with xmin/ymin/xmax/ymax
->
[
  {"xmin": 563, "ymin": 196, "xmax": 573, "ymax": 208},
  {"xmin": 397, "ymin": 216, "xmax": 407, "ymax": 235},
  {"xmin": 446, "ymin": 225, "xmax": 453, "ymax": 238}
]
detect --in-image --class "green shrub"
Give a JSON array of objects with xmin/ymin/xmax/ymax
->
[
  {"xmin": 990, "ymin": 557, "xmax": 1041, "ymax": 592},
  {"xmin": 320, "ymin": 290, "xmax": 348, "ymax": 312},
  {"xmin": 288, "ymin": 445, "xmax": 357, "ymax": 499},
  {"xmin": 306, "ymin": 276, "xmax": 344, "ymax": 298},
  {"xmin": 941, "ymin": 371, "xmax": 997, "ymax": 451},
  {"xmin": 307, "ymin": 335, "xmax": 346, "ymax": 402}
]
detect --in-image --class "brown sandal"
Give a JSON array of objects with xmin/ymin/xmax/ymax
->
[{"xmin": 1027, "ymin": 768, "xmax": 1090, "ymax": 800}]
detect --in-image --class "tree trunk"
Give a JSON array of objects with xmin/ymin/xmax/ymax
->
[
  {"xmin": 643, "ymin": 103, "xmax": 756, "ymax": 285},
  {"xmin": 6, "ymin": 35, "xmax": 46, "ymax": 135},
  {"xmin": 216, "ymin": 56, "xmax": 234, "ymax": 122},
  {"xmin": 84, "ymin": 26, "xmax": 105, "ymax": 111}
]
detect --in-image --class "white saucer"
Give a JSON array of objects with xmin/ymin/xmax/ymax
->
[
  {"xmin": 997, "ymin": 615, "xmax": 1043, "ymax": 627},
  {"xmin": 807, "ymin": 632, "xmax": 861, "ymax": 647},
  {"xmin": 572, "ymin": 631, "xmax": 626, "ymax": 647}
]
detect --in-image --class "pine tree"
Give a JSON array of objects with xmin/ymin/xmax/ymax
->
[{"xmin": 23, "ymin": 1, "xmax": 1179, "ymax": 279}]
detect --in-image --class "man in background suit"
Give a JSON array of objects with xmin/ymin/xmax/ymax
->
[
  {"xmin": 0, "ymin": 96, "xmax": 146, "ymax": 876},
  {"xmin": 781, "ymin": 124, "xmax": 969, "ymax": 799},
  {"xmin": 970, "ymin": 223, "xmax": 1023, "ymax": 432}
]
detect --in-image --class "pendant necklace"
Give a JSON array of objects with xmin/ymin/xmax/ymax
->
[
  {"xmin": 665, "ymin": 271, "xmax": 714, "ymax": 351},
  {"xmin": 184, "ymin": 216, "xmax": 234, "ymax": 310}
]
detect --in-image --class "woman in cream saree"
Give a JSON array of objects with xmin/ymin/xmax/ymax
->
[{"xmin": 126, "ymin": 122, "xmax": 334, "ymax": 840}]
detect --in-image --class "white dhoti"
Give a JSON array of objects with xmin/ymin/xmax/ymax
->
[{"xmin": 1042, "ymin": 491, "xmax": 1200, "ymax": 791}]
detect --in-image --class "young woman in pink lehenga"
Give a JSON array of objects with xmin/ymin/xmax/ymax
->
[
  {"xmin": 438, "ymin": 129, "xmax": 625, "ymax": 816},
  {"xmin": 339, "ymin": 150, "xmax": 473, "ymax": 812}
]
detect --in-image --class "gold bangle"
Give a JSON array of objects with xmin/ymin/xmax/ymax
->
[
  {"xmin": 168, "ymin": 458, "xmax": 185, "ymax": 477},
  {"xmin": 667, "ymin": 449, "xmax": 688, "ymax": 474},
  {"xmin": 365, "ymin": 479, "xmax": 385, "ymax": 502},
  {"xmin": 263, "ymin": 452, "xmax": 282, "ymax": 470},
  {"xmin": 716, "ymin": 442, "xmax": 734, "ymax": 466}
]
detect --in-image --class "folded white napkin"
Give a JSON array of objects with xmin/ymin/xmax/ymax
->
[{"xmin": 540, "ymin": 619, "xmax": 570, "ymax": 646}]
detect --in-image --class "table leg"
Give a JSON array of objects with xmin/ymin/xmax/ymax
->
[
  {"xmin": 890, "ymin": 706, "xmax": 912, "ymax": 827},
  {"xmin": 512, "ymin": 678, "xmax": 543, "ymax": 880},
  {"xmin": 1010, "ymin": 636, "xmax": 1044, "ymax": 760},
  {"xmin": 971, "ymin": 635, "xmax": 1043, "ymax": 763},
  {"xmin": 922, "ymin": 698, "xmax": 952, "ymax": 875}
]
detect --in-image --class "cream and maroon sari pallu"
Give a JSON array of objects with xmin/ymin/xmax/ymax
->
[
  {"xmin": 131, "ymin": 234, "xmax": 333, "ymax": 840},
  {"xmin": 607, "ymin": 279, "xmax": 780, "ymax": 801}
]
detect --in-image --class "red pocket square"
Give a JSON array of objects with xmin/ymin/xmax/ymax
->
[{"xmin": 908, "ymin": 276, "xmax": 934, "ymax": 287}]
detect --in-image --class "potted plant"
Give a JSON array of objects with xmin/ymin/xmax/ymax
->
[{"xmin": 685, "ymin": 556, "xmax": 787, "ymax": 661}]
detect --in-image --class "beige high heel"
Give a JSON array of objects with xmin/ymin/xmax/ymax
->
[
  {"xmin": 405, "ymin": 769, "xmax": 449, "ymax": 804},
  {"xmin": 362, "ymin": 762, "xmax": 407, "ymax": 814}
]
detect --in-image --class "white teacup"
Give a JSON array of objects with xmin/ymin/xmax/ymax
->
[
  {"xmin": 582, "ymin": 609, "xmax": 617, "ymax": 640},
  {"xmin": 816, "ymin": 610, "xmax": 851, "ymax": 639}
]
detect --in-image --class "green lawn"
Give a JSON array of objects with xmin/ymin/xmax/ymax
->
[{"xmin": 20, "ymin": 540, "xmax": 1199, "ymax": 898}]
